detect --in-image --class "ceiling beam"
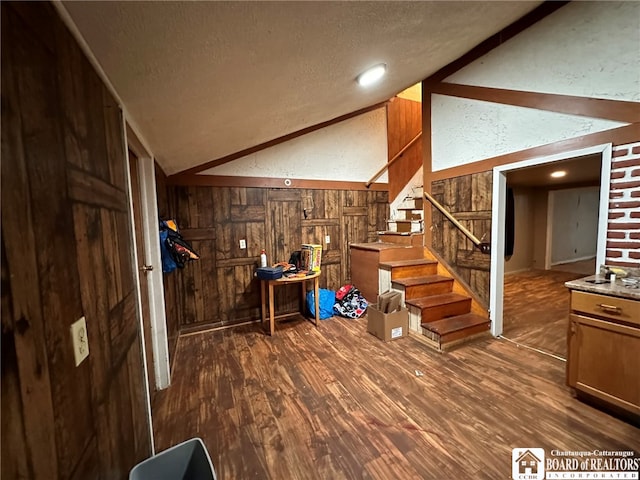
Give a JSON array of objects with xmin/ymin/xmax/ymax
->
[
  {"xmin": 431, "ymin": 83, "xmax": 640, "ymax": 124},
  {"xmin": 424, "ymin": 1, "xmax": 570, "ymax": 86}
]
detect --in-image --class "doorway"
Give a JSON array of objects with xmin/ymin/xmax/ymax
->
[
  {"xmin": 126, "ymin": 133, "xmax": 171, "ymax": 392},
  {"xmin": 129, "ymin": 150, "xmax": 156, "ymax": 389},
  {"xmin": 489, "ymin": 144, "xmax": 612, "ymax": 353}
]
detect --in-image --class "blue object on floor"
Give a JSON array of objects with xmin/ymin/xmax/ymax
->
[
  {"xmin": 129, "ymin": 438, "xmax": 216, "ymax": 480},
  {"xmin": 306, "ymin": 288, "xmax": 336, "ymax": 319}
]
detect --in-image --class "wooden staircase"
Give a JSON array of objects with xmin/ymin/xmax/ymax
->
[
  {"xmin": 385, "ymin": 194, "xmax": 424, "ymax": 237},
  {"xmin": 352, "ymin": 188, "xmax": 490, "ymax": 351},
  {"xmin": 377, "ymin": 253, "xmax": 490, "ymax": 352}
]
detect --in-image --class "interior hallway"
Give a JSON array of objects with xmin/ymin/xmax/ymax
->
[
  {"xmin": 152, "ymin": 316, "xmax": 639, "ymax": 479},
  {"xmin": 502, "ymin": 267, "xmax": 587, "ymax": 359}
]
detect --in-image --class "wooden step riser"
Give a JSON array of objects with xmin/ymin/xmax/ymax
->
[
  {"xmin": 420, "ymin": 323, "xmax": 490, "ymax": 343},
  {"xmin": 377, "ymin": 247, "xmax": 424, "ymax": 263},
  {"xmin": 402, "ymin": 281, "xmax": 454, "ymax": 299},
  {"xmin": 438, "ymin": 322, "xmax": 490, "ymax": 344},
  {"xmin": 420, "ymin": 299, "xmax": 472, "ymax": 322},
  {"xmin": 390, "ymin": 264, "xmax": 438, "ymax": 280},
  {"xmin": 378, "ymin": 234, "xmax": 423, "ymax": 247},
  {"xmin": 400, "ymin": 199, "xmax": 423, "ymax": 209},
  {"xmin": 419, "ymin": 329, "xmax": 491, "ymax": 352}
]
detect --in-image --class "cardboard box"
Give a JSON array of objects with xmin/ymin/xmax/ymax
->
[
  {"xmin": 367, "ymin": 305, "xmax": 409, "ymax": 342},
  {"xmin": 377, "ymin": 290, "xmax": 401, "ymax": 314},
  {"xmin": 301, "ymin": 244, "xmax": 322, "ymax": 272}
]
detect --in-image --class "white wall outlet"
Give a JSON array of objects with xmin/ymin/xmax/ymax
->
[
  {"xmin": 325, "ymin": 235, "xmax": 331, "ymax": 244},
  {"xmin": 70, "ymin": 316, "xmax": 89, "ymax": 366},
  {"xmin": 239, "ymin": 239, "xmax": 246, "ymax": 249}
]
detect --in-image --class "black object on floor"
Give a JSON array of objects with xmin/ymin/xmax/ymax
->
[{"xmin": 129, "ymin": 438, "xmax": 216, "ymax": 480}]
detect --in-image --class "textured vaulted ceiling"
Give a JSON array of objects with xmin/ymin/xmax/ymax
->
[{"xmin": 60, "ymin": 1, "xmax": 542, "ymax": 175}]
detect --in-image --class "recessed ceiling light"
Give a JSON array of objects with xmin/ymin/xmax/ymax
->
[
  {"xmin": 550, "ymin": 170, "xmax": 567, "ymax": 178},
  {"xmin": 357, "ymin": 64, "xmax": 387, "ymax": 87}
]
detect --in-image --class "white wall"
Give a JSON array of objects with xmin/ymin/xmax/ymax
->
[
  {"xmin": 389, "ymin": 166, "xmax": 423, "ymax": 216},
  {"xmin": 504, "ymin": 187, "xmax": 600, "ymax": 274},
  {"xmin": 549, "ymin": 186, "xmax": 600, "ymax": 265},
  {"xmin": 200, "ymin": 108, "xmax": 388, "ymax": 182},
  {"xmin": 503, "ymin": 186, "xmax": 599, "ymax": 273},
  {"xmin": 446, "ymin": 2, "xmax": 640, "ymax": 102},
  {"xmin": 432, "ymin": 96, "xmax": 623, "ymax": 171},
  {"xmin": 432, "ymin": 1, "xmax": 638, "ymax": 172},
  {"xmin": 504, "ymin": 188, "xmax": 534, "ymax": 274},
  {"xmin": 531, "ymin": 190, "xmax": 548, "ymax": 269}
]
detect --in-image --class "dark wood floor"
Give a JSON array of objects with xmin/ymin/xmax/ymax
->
[
  {"xmin": 503, "ymin": 269, "xmax": 584, "ymax": 358},
  {"xmin": 152, "ymin": 315, "xmax": 639, "ymax": 479},
  {"xmin": 549, "ymin": 257, "xmax": 597, "ymax": 276}
]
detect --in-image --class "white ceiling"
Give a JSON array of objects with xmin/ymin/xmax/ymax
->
[
  {"xmin": 507, "ymin": 154, "xmax": 603, "ymax": 188},
  {"xmin": 60, "ymin": 1, "xmax": 542, "ymax": 175}
]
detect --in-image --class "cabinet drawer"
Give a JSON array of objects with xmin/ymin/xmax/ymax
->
[{"xmin": 571, "ymin": 291, "xmax": 640, "ymax": 326}]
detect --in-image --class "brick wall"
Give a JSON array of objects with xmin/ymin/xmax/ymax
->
[{"xmin": 607, "ymin": 141, "xmax": 640, "ymax": 267}]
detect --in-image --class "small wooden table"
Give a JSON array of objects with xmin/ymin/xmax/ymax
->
[{"xmin": 260, "ymin": 270, "xmax": 321, "ymax": 335}]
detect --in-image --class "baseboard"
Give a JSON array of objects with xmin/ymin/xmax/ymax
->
[
  {"xmin": 504, "ymin": 268, "xmax": 533, "ymax": 275},
  {"xmin": 550, "ymin": 255, "xmax": 596, "ymax": 266}
]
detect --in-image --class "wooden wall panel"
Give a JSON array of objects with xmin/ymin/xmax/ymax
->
[
  {"xmin": 387, "ymin": 98, "xmax": 422, "ymax": 200},
  {"xmin": 1, "ymin": 244, "xmax": 32, "ymax": 480},
  {"xmin": 370, "ymin": 191, "xmax": 390, "ymax": 239},
  {"xmin": 268, "ymin": 191, "xmax": 303, "ymax": 315},
  {"xmin": 1, "ymin": 3, "xmax": 151, "ymax": 478},
  {"xmin": 170, "ymin": 185, "xmax": 388, "ymax": 329},
  {"xmin": 431, "ymin": 171, "xmax": 492, "ymax": 305},
  {"xmin": 1, "ymin": 10, "xmax": 60, "ymax": 478}
]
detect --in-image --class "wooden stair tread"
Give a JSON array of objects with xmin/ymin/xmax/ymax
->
[
  {"xmin": 392, "ymin": 275, "xmax": 452, "ymax": 287},
  {"xmin": 350, "ymin": 242, "xmax": 420, "ymax": 252},
  {"xmin": 377, "ymin": 231, "xmax": 419, "ymax": 236},
  {"xmin": 379, "ymin": 259, "xmax": 437, "ymax": 269},
  {"xmin": 406, "ymin": 293, "xmax": 469, "ymax": 309},
  {"xmin": 421, "ymin": 313, "xmax": 489, "ymax": 335}
]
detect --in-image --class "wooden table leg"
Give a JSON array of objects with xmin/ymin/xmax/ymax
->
[
  {"xmin": 313, "ymin": 275, "xmax": 320, "ymax": 327},
  {"xmin": 260, "ymin": 280, "xmax": 266, "ymax": 331},
  {"xmin": 268, "ymin": 282, "xmax": 275, "ymax": 336}
]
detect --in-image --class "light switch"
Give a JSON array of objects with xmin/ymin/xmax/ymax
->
[
  {"xmin": 239, "ymin": 239, "xmax": 247, "ymax": 249},
  {"xmin": 71, "ymin": 316, "xmax": 89, "ymax": 366}
]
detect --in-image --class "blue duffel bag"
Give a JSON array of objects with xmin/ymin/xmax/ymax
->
[{"xmin": 306, "ymin": 289, "xmax": 336, "ymax": 319}]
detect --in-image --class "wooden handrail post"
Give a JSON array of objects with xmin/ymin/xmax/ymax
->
[{"xmin": 365, "ymin": 131, "xmax": 422, "ymax": 188}]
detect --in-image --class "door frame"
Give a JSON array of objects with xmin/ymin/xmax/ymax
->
[
  {"xmin": 125, "ymin": 125, "xmax": 171, "ymax": 390},
  {"xmin": 489, "ymin": 143, "xmax": 612, "ymax": 336}
]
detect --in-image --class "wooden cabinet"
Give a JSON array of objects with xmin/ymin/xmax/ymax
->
[{"xmin": 567, "ymin": 290, "xmax": 640, "ymax": 417}]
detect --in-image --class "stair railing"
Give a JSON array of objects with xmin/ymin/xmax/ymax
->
[
  {"xmin": 365, "ymin": 131, "xmax": 422, "ymax": 188},
  {"xmin": 423, "ymin": 192, "xmax": 491, "ymax": 254}
]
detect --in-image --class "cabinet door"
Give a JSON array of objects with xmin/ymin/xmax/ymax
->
[{"xmin": 568, "ymin": 314, "xmax": 640, "ymax": 415}]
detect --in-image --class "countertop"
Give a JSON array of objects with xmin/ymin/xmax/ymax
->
[{"xmin": 565, "ymin": 275, "xmax": 640, "ymax": 301}]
